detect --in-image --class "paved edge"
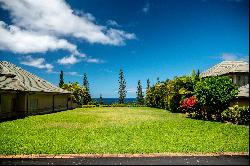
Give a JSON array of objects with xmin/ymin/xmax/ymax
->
[{"xmin": 0, "ymin": 152, "xmax": 249, "ymax": 158}]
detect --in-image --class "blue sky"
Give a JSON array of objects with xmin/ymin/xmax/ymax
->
[{"xmin": 0, "ymin": 0, "xmax": 249, "ymax": 98}]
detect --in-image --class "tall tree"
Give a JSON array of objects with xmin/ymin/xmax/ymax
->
[
  {"xmin": 83, "ymin": 73, "xmax": 90, "ymax": 91},
  {"xmin": 83, "ymin": 73, "xmax": 91, "ymax": 103},
  {"xmin": 99, "ymin": 94, "xmax": 104, "ymax": 105},
  {"xmin": 137, "ymin": 80, "xmax": 144, "ymax": 105},
  {"xmin": 146, "ymin": 79, "xmax": 150, "ymax": 90},
  {"xmin": 118, "ymin": 69, "xmax": 126, "ymax": 104},
  {"xmin": 59, "ymin": 70, "xmax": 64, "ymax": 88}
]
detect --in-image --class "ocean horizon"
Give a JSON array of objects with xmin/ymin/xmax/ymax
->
[{"xmin": 92, "ymin": 98, "xmax": 136, "ymax": 104}]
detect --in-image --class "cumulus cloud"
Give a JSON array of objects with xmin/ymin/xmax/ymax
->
[
  {"xmin": 20, "ymin": 55, "xmax": 53, "ymax": 72},
  {"xmin": 106, "ymin": 20, "xmax": 120, "ymax": 27},
  {"xmin": 57, "ymin": 54, "xmax": 80, "ymax": 65},
  {"xmin": 0, "ymin": 21, "xmax": 77, "ymax": 54},
  {"xmin": 57, "ymin": 54, "xmax": 105, "ymax": 65},
  {"xmin": 86, "ymin": 57, "xmax": 105, "ymax": 64},
  {"xmin": 142, "ymin": 3, "xmax": 150, "ymax": 13},
  {"xmin": 0, "ymin": 0, "xmax": 135, "ymax": 45}
]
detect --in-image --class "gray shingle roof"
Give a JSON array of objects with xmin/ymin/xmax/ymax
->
[
  {"xmin": 200, "ymin": 61, "xmax": 249, "ymax": 77},
  {"xmin": 0, "ymin": 61, "xmax": 71, "ymax": 94},
  {"xmin": 238, "ymin": 84, "xmax": 249, "ymax": 98}
]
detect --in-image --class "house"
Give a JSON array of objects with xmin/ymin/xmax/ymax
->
[
  {"xmin": 0, "ymin": 61, "xmax": 78, "ymax": 120},
  {"xmin": 200, "ymin": 61, "xmax": 249, "ymax": 107}
]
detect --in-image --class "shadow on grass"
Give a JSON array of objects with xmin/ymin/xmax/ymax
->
[{"xmin": 0, "ymin": 108, "xmax": 76, "ymax": 123}]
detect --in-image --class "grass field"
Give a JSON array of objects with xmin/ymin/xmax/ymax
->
[{"xmin": 0, "ymin": 107, "xmax": 249, "ymax": 154}]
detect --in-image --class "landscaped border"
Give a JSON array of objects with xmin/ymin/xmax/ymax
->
[{"xmin": 0, "ymin": 152, "xmax": 248, "ymax": 158}]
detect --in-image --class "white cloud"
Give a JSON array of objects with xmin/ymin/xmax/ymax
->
[
  {"xmin": 57, "ymin": 54, "xmax": 104, "ymax": 65},
  {"xmin": 65, "ymin": 71, "xmax": 83, "ymax": 77},
  {"xmin": 57, "ymin": 54, "xmax": 80, "ymax": 65},
  {"xmin": 0, "ymin": 21, "xmax": 77, "ymax": 54},
  {"xmin": 142, "ymin": 3, "xmax": 150, "ymax": 13},
  {"xmin": 20, "ymin": 55, "xmax": 53, "ymax": 72},
  {"xmin": 86, "ymin": 57, "xmax": 105, "ymax": 64},
  {"xmin": 106, "ymin": 20, "xmax": 120, "ymax": 27},
  {"xmin": 0, "ymin": 0, "xmax": 136, "ymax": 45}
]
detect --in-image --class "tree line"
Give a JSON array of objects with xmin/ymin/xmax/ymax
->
[{"xmin": 58, "ymin": 69, "xmax": 153, "ymax": 105}]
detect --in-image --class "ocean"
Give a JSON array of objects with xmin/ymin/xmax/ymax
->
[{"xmin": 92, "ymin": 98, "xmax": 136, "ymax": 104}]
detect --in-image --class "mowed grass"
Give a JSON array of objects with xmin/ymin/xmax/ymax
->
[{"xmin": 0, "ymin": 107, "xmax": 248, "ymax": 154}]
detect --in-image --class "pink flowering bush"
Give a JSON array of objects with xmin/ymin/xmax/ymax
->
[
  {"xmin": 181, "ymin": 96, "xmax": 203, "ymax": 118},
  {"xmin": 181, "ymin": 96, "xmax": 197, "ymax": 112}
]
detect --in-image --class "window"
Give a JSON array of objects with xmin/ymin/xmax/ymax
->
[{"xmin": 30, "ymin": 98, "xmax": 38, "ymax": 110}]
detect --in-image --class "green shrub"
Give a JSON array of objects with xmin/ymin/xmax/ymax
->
[
  {"xmin": 222, "ymin": 106, "xmax": 249, "ymax": 125},
  {"xmin": 145, "ymin": 76, "xmax": 195, "ymax": 112},
  {"xmin": 194, "ymin": 76, "xmax": 238, "ymax": 120}
]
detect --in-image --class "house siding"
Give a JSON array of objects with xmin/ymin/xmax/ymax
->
[
  {"xmin": 27, "ymin": 93, "xmax": 54, "ymax": 115},
  {"xmin": 54, "ymin": 95, "xmax": 68, "ymax": 111},
  {"xmin": 0, "ymin": 92, "xmax": 17, "ymax": 119}
]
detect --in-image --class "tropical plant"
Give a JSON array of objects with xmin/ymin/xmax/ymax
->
[
  {"xmin": 221, "ymin": 105, "xmax": 249, "ymax": 125},
  {"xmin": 62, "ymin": 82, "xmax": 89, "ymax": 105},
  {"xmin": 118, "ymin": 69, "xmax": 127, "ymax": 104},
  {"xmin": 136, "ymin": 80, "xmax": 144, "ymax": 105},
  {"xmin": 83, "ymin": 73, "xmax": 91, "ymax": 103},
  {"xmin": 194, "ymin": 76, "xmax": 238, "ymax": 120}
]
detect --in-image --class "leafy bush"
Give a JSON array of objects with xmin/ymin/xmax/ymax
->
[
  {"xmin": 145, "ymin": 76, "xmax": 195, "ymax": 112},
  {"xmin": 221, "ymin": 106, "xmax": 249, "ymax": 125},
  {"xmin": 181, "ymin": 96, "xmax": 204, "ymax": 119},
  {"xmin": 62, "ymin": 82, "xmax": 90, "ymax": 105},
  {"xmin": 194, "ymin": 76, "xmax": 238, "ymax": 120}
]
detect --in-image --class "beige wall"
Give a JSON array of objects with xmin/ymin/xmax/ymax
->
[
  {"xmin": 1, "ymin": 91, "xmax": 73, "ymax": 119},
  {"xmin": 27, "ymin": 93, "xmax": 53, "ymax": 114},
  {"xmin": 54, "ymin": 95, "xmax": 68, "ymax": 111},
  {"xmin": 0, "ymin": 92, "xmax": 17, "ymax": 118},
  {"xmin": 227, "ymin": 73, "xmax": 249, "ymax": 87}
]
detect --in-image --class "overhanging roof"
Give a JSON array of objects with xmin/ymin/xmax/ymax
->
[
  {"xmin": 200, "ymin": 61, "xmax": 249, "ymax": 77},
  {"xmin": 0, "ymin": 61, "xmax": 71, "ymax": 94}
]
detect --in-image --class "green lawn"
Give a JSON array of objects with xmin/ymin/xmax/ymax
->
[{"xmin": 0, "ymin": 107, "xmax": 249, "ymax": 154}]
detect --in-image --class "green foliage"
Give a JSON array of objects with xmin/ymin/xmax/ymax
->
[
  {"xmin": 146, "ymin": 74, "xmax": 240, "ymax": 123},
  {"xmin": 0, "ymin": 107, "xmax": 248, "ymax": 154},
  {"xmin": 194, "ymin": 76, "xmax": 238, "ymax": 120},
  {"xmin": 221, "ymin": 106, "xmax": 249, "ymax": 125},
  {"xmin": 62, "ymin": 82, "xmax": 90, "ymax": 105},
  {"xmin": 145, "ymin": 76, "xmax": 195, "ymax": 112},
  {"xmin": 83, "ymin": 73, "xmax": 89, "ymax": 91},
  {"xmin": 118, "ymin": 69, "xmax": 127, "ymax": 104},
  {"xmin": 83, "ymin": 73, "xmax": 91, "ymax": 102},
  {"xmin": 136, "ymin": 80, "xmax": 144, "ymax": 105},
  {"xmin": 59, "ymin": 70, "xmax": 64, "ymax": 88}
]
